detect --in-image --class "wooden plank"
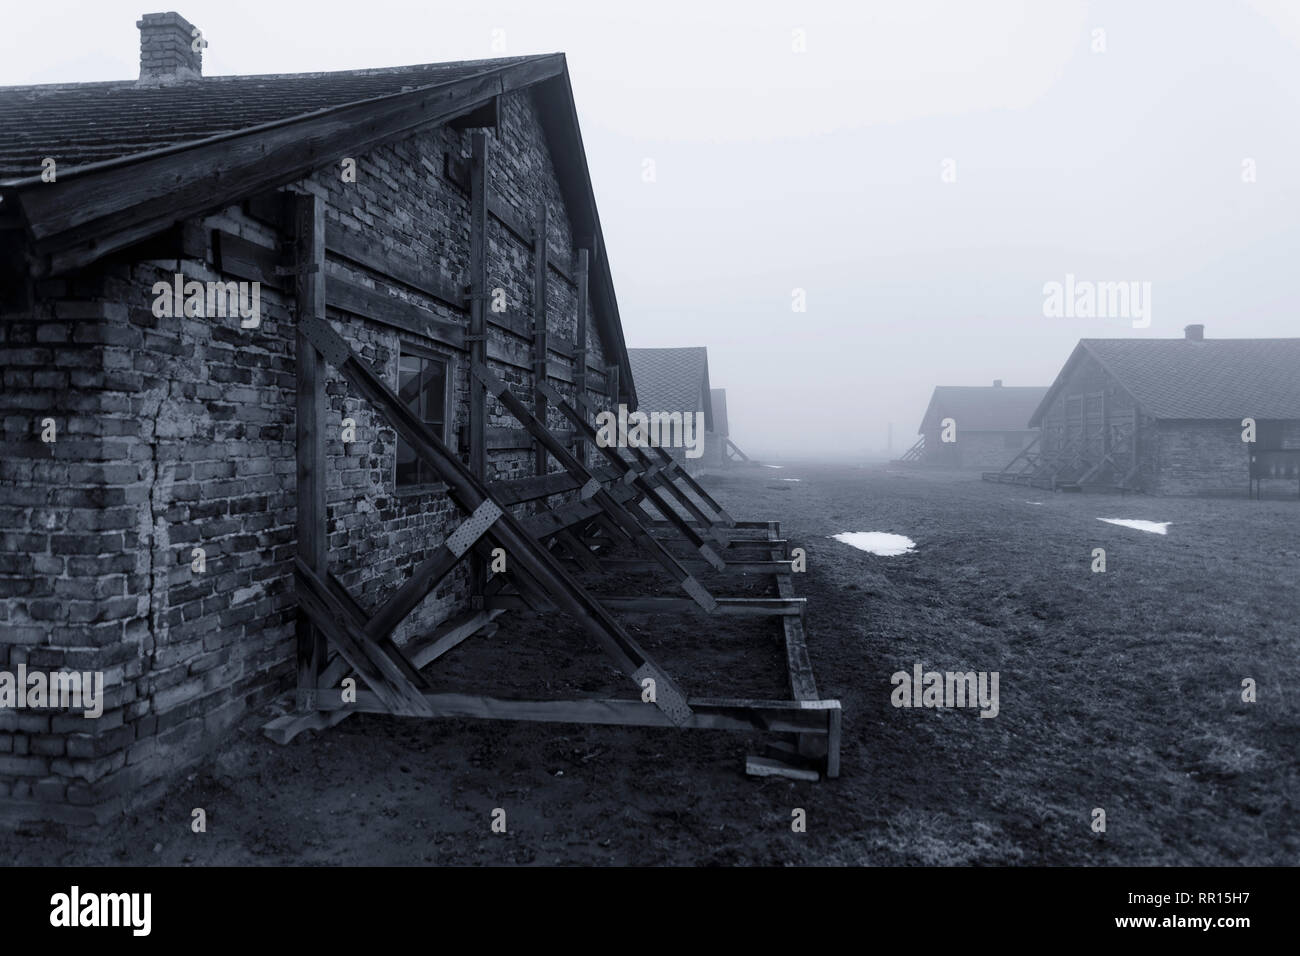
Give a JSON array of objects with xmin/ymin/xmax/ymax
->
[
  {"xmin": 573, "ymin": 247, "xmax": 589, "ymax": 465},
  {"xmin": 325, "ymin": 221, "xmax": 467, "ymax": 312},
  {"xmin": 213, "ymin": 230, "xmax": 283, "ymax": 290},
  {"xmin": 475, "ymin": 362, "xmax": 718, "ymax": 610},
  {"xmin": 326, "ymin": 272, "xmax": 466, "ymax": 350},
  {"xmin": 295, "ymin": 560, "xmax": 435, "ymax": 717},
  {"xmin": 292, "ymin": 193, "xmax": 327, "ymax": 713},
  {"xmin": 24, "ymin": 58, "xmax": 566, "ymax": 265},
  {"xmin": 533, "ymin": 202, "xmax": 549, "ymax": 483},
  {"xmin": 404, "ymin": 608, "xmax": 504, "ymax": 670},
  {"xmin": 262, "ymin": 708, "xmax": 353, "ymax": 745},
  {"xmin": 314, "ymin": 692, "xmax": 832, "ymax": 735},
  {"xmin": 594, "ymin": 558, "xmax": 792, "ymax": 576},
  {"xmin": 297, "ymin": 314, "xmax": 694, "ymax": 725},
  {"xmin": 566, "ymin": 388, "xmax": 727, "ymax": 544},
  {"xmin": 539, "ymin": 381, "xmax": 726, "ymax": 567},
  {"xmin": 745, "ymin": 755, "xmax": 819, "ymax": 782},
  {"xmin": 486, "ymin": 595, "xmax": 804, "ymax": 617}
]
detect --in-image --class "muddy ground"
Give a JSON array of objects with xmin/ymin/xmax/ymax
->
[{"xmin": 4, "ymin": 463, "xmax": 1297, "ymax": 865}]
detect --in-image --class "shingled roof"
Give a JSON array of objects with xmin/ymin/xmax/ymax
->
[
  {"xmin": 1029, "ymin": 338, "xmax": 1300, "ymax": 425},
  {"xmin": 918, "ymin": 384, "xmax": 1048, "ymax": 435},
  {"xmin": 627, "ymin": 347, "xmax": 714, "ymax": 430},
  {"xmin": 0, "ymin": 58, "xmax": 542, "ymax": 181},
  {"xmin": 0, "ymin": 16, "xmax": 635, "ymax": 404}
]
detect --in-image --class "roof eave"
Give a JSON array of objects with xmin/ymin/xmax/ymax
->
[{"xmin": 10, "ymin": 54, "xmax": 565, "ymax": 277}]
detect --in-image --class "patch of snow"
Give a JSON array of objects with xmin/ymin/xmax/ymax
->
[
  {"xmin": 763, "ymin": 464, "xmax": 784, "ymax": 469},
  {"xmin": 1025, "ymin": 501, "xmax": 1044, "ymax": 505},
  {"xmin": 780, "ymin": 478, "xmax": 801, "ymax": 482},
  {"xmin": 831, "ymin": 532, "xmax": 916, "ymax": 556},
  {"xmin": 1097, "ymin": 518, "xmax": 1170, "ymax": 535}
]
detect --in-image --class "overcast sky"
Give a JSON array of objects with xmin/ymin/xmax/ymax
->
[{"xmin": 5, "ymin": 1, "xmax": 1300, "ymax": 459}]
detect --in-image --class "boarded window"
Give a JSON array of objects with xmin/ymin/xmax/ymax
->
[{"xmin": 396, "ymin": 349, "xmax": 448, "ymax": 487}]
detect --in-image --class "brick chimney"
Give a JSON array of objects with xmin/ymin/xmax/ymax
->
[
  {"xmin": 992, "ymin": 379, "xmax": 1003, "ymax": 387},
  {"xmin": 137, "ymin": 11, "xmax": 203, "ymax": 84},
  {"xmin": 1184, "ymin": 324, "xmax": 1205, "ymax": 341}
]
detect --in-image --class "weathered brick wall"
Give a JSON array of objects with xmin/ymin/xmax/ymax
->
[
  {"xmin": 0, "ymin": 86, "xmax": 617, "ymax": 823},
  {"xmin": 0, "ymin": 283, "xmax": 168, "ymax": 823},
  {"xmin": 1152, "ymin": 421, "xmax": 1252, "ymax": 496}
]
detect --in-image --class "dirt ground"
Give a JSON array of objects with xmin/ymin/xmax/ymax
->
[{"xmin": 4, "ymin": 463, "xmax": 1297, "ymax": 865}]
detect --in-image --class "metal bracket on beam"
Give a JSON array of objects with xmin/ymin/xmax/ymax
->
[
  {"xmin": 633, "ymin": 664, "xmax": 692, "ymax": 726},
  {"xmin": 300, "ymin": 316, "xmax": 351, "ymax": 369},
  {"xmin": 445, "ymin": 498, "xmax": 504, "ymax": 558}
]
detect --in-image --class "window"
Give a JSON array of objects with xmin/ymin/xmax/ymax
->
[{"xmin": 396, "ymin": 348, "xmax": 448, "ymax": 488}]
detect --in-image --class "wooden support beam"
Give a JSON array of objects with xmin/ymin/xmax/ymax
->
[
  {"xmin": 23, "ymin": 58, "xmax": 565, "ymax": 273},
  {"xmin": 295, "ymin": 314, "xmax": 693, "ymax": 725},
  {"xmin": 292, "ymin": 192, "xmax": 328, "ymax": 713},
  {"xmin": 474, "ymin": 361, "xmax": 719, "ymax": 610},
  {"xmin": 325, "ymin": 222, "xmax": 468, "ymax": 313},
  {"xmin": 403, "ymin": 608, "xmax": 505, "ymax": 670},
  {"xmin": 532, "ymin": 202, "xmax": 549, "ymax": 486},
  {"xmin": 294, "ymin": 560, "xmax": 435, "ymax": 717},
  {"xmin": 539, "ymin": 381, "xmax": 728, "ymax": 564},
  {"xmin": 563, "ymin": 387, "xmax": 728, "ymax": 544},
  {"xmin": 326, "ymin": 272, "xmax": 467, "ymax": 350},
  {"xmin": 486, "ymin": 594, "xmax": 804, "ymax": 617},
  {"xmin": 365, "ymin": 499, "xmax": 502, "ymax": 639},
  {"xmin": 468, "ymin": 133, "xmax": 489, "ymax": 607},
  {"xmin": 314, "ymin": 691, "xmax": 836, "ymax": 736},
  {"xmin": 573, "ymin": 247, "xmax": 589, "ymax": 465}
]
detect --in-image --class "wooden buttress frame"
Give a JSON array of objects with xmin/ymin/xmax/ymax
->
[{"xmin": 263, "ymin": 139, "xmax": 839, "ymax": 780}]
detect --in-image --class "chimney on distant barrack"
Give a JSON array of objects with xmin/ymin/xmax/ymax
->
[{"xmin": 137, "ymin": 11, "xmax": 203, "ymax": 84}]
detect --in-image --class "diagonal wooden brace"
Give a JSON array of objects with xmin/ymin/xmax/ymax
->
[
  {"xmin": 473, "ymin": 362, "xmax": 719, "ymax": 611},
  {"xmin": 299, "ymin": 316, "xmax": 693, "ymax": 725},
  {"xmin": 537, "ymin": 381, "xmax": 729, "ymax": 562},
  {"xmin": 294, "ymin": 559, "xmax": 435, "ymax": 717},
  {"xmin": 562, "ymin": 384, "xmax": 736, "ymax": 532}
]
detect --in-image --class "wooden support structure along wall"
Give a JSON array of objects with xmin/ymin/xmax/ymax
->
[
  {"xmin": 573, "ymin": 248, "xmax": 589, "ymax": 466},
  {"xmin": 532, "ymin": 202, "xmax": 549, "ymax": 490},
  {"xmin": 562, "ymin": 385, "xmax": 731, "ymax": 545},
  {"xmin": 292, "ymin": 192, "xmax": 328, "ymax": 714},
  {"xmin": 296, "ymin": 314, "xmax": 695, "ymax": 725},
  {"xmin": 537, "ymin": 381, "xmax": 728, "ymax": 566},
  {"xmin": 472, "ymin": 362, "xmax": 720, "ymax": 610},
  {"xmin": 268, "ymin": 154, "xmax": 840, "ymax": 777},
  {"xmin": 468, "ymin": 133, "xmax": 489, "ymax": 606}
]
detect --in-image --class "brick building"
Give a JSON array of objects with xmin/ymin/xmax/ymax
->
[
  {"xmin": 0, "ymin": 13, "xmax": 638, "ymax": 822},
  {"xmin": 1025, "ymin": 326, "xmax": 1300, "ymax": 495},
  {"xmin": 915, "ymin": 381, "xmax": 1046, "ymax": 469},
  {"xmin": 625, "ymin": 347, "xmax": 716, "ymax": 474}
]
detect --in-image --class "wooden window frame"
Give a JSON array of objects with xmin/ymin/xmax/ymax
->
[{"xmin": 395, "ymin": 342, "xmax": 454, "ymax": 493}]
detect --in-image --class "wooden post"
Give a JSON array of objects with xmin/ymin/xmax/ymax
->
[
  {"xmin": 573, "ymin": 248, "xmax": 589, "ymax": 467},
  {"xmin": 606, "ymin": 362, "xmax": 619, "ymax": 408},
  {"xmin": 293, "ymin": 191, "xmax": 327, "ymax": 711},
  {"xmin": 469, "ymin": 133, "xmax": 489, "ymax": 601},
  {"xmin": 532, "ymin": 202, "xmax": 549, "ymax": 485}
]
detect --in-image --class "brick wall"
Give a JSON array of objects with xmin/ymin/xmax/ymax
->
[
  {"xmin": 1152, "ymin": 421, "xmax": 1252, "ymax": 496},
  {"xmin": 0, "ymin": 86, "xmax": 617, "ymax": 823}
]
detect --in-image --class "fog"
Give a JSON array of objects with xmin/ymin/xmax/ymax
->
[{"xmin": 7, "ymin": 0, "xmax": 1300, "ymax": 459}]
